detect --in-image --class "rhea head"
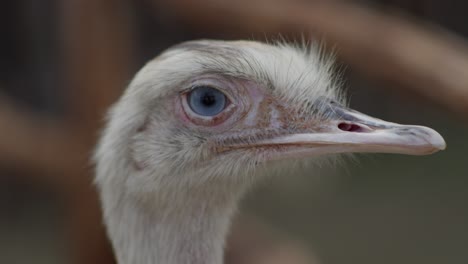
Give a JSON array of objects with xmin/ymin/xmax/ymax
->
[{"xmin": 94, "ymin": 40, "xmax": 445, "ymax": 264}]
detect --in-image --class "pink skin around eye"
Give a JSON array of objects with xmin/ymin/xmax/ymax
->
[{"xmin": 175, "ymin": 78, "xmax": 284, "ymax": 132}]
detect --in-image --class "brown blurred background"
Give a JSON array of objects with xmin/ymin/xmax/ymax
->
[{"xmin": 0, "ymin": 0, "xmax": 467, "ymax": 264}]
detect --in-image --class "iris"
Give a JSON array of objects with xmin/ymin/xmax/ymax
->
[{"xmin": 188, "ymin": 86, "xmax": 227, "ymax": 116}]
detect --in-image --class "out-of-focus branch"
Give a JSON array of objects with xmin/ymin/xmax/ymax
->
[
  {"xmin": 62, "ymin": 0, "xmax": 133, "ymax": 136},
  {"xmin": 160, "ymin": 0, "xmax": 468, "ymax": 117},
  {"xmin": 61, "ymin": 1, "xmax": 134, "ymax": 264},
  {"xmin": 0, "ymin": 93, "xmax": 86, "ymax": 185}
]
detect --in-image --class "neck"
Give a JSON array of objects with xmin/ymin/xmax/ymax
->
[{"xmin": 101, "ymin": 186, "xmax": 241, "ymax": 264}]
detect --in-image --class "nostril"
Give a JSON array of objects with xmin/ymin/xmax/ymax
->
[{"xmin": 338, "ymin": 122, "xmax": 364, "ymax": 132}]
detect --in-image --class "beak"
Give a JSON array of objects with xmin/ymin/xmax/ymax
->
[{"xmin": 258, "ymin": 101, "xmax": 446, "ymax": 156}]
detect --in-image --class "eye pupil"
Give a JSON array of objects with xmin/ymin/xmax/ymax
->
[
  {"xmin": 201, "ymin": 93, "xmax": 216, "ymax": 106},
  {"xmin": 187, "ymin": 86, "xmax": 227, "ymax": 116}
]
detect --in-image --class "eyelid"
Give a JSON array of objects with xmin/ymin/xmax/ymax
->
[
  {"xmin": 184, "ymin": 76, "xmax": 232, "ymax": 92},
  {"xmin": 179, "ymin": 86, "xmax": 194, "ymax": 94}
]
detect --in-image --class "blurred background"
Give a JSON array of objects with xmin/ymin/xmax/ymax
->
[{"xmin": 0, "ymin": 0, "xmax": 467, "ymax": 264}]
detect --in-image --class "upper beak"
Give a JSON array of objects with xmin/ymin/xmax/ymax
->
[{"xmin": 258, "ymin": 101, "xmax": 446, "ymax": 156}]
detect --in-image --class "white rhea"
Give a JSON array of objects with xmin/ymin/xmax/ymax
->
[{"xmin": 94, "ymin": 40, "xmax": 445, "ymax": 264}]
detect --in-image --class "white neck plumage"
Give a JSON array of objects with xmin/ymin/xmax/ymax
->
[{"xmin": 100, "ymin": 181, "xmax": 243, "ymax": 264}]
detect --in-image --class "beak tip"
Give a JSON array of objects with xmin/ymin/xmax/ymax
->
[
  {"xmin": 426, "ymin": 129, "xmax": 446, "ymax": 152},
  {"xmin": 434, "ymin": 137, "xmax": 446, "ymax": 151}
]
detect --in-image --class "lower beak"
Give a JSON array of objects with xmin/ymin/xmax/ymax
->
[{"xmin": 259, "ymin": 103, "xmax": 446, "ymax": 156}]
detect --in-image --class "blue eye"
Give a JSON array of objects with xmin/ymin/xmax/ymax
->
[{"xmin": 187, "ymin": 86, "xmax": 227, "ymax": 116}]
